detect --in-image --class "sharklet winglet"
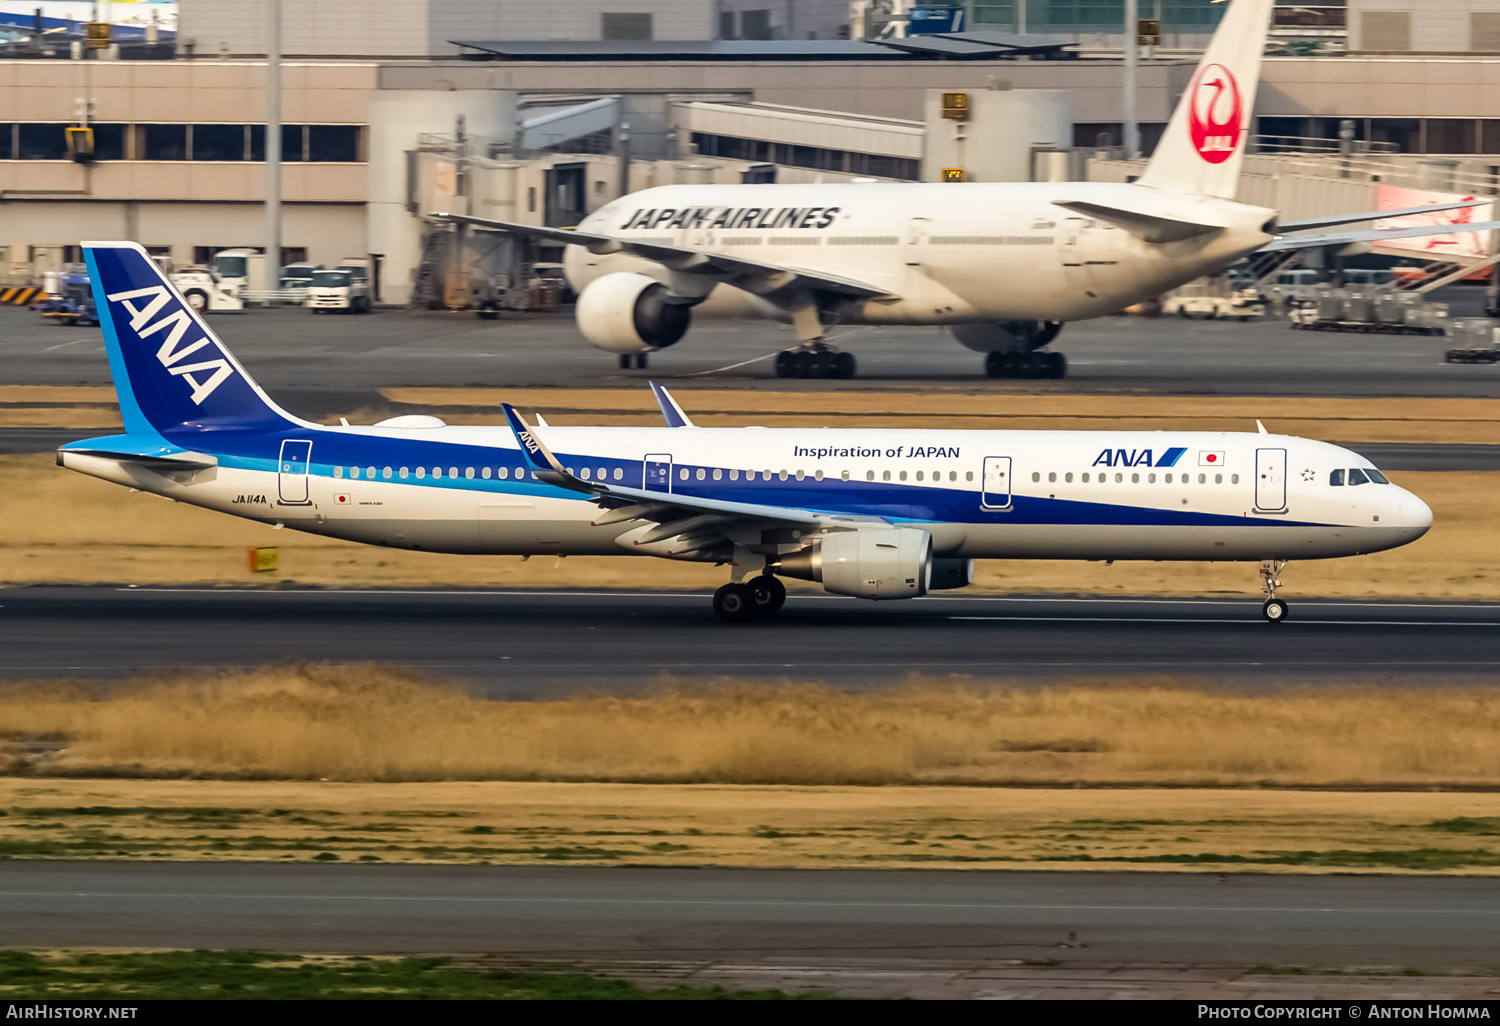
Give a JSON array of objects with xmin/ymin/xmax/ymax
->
[{"xmin": 648, "ymin": 380, "xmax": 696, "ymax": 428}]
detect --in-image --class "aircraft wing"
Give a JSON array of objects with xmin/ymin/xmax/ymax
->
[
  {"xmin": 1259, "ymin": 219, "xmax": 1500, "ymax": 253},
  {"xmin": 1277, "ymin": 200, "xmax": 1484, "ymax": 233},
  {"xmin": 435, "ymin": 212, "xmax": 894, "ymax": 299},
  {"xmin": 500, "ymin": 403, "xmax": 886, "ymax": 556}
]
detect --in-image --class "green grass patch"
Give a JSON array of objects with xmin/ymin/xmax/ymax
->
[
  {"xmin": 1429, "ymin": 817, "xmax": 1500, "ymax": 835},
  {"xmin": 0, "ymin": 950, "xmax": 810, "ymax": 999}
]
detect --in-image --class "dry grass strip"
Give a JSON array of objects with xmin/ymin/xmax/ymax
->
[
  {"xmin": 3, "ymin": 451, "xmax": 1494, "ymax": 598},
  {"xmin": 6, "ymin": 665, "xmax": 1500, "ymax": 790}
]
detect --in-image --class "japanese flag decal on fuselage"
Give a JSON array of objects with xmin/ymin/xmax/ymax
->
[{"xmin": 105, "ymin": 284, "xmax": 234, "ymax": 405}]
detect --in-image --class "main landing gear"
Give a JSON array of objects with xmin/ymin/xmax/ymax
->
[
  {"xmin": 1260, "ymin": 559, "xmax": 1290, "ymax": 624},
  {"xmin": 713, "ymin": 575, "xmax": 787, "ymax": 623},
  {"xmin": 985, "ymin": 349, "xmax": 1067, "ymax": 380},
  {"xmin": 774, "ymin": 346, "xmax": 856, "ymax": 380}
]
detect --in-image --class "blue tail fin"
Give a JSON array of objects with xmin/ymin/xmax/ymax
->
[{"xmin": 83, "ymin": 241, "xmax": 300, "ymax": 439}]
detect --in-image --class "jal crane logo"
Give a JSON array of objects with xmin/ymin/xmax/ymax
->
[{"xmin": 1186, "ymin": 63, "xmax": 1243, "ymax": 165}]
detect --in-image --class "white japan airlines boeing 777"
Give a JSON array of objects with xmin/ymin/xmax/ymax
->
[
  {"xmin": 442, "ymin": 0, "xmax": 1493, "ymax": 381},
  {"xmin": 62, "ymin": 242, "xmax": 1431, "ymax": 622}
]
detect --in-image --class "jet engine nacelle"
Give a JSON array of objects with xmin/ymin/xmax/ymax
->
[
  {"xmin": 575, "ymin": 271, "xmax": 692, "ymax": 353},
  {"xmin": 776, "ymin": 527, "xmax": 932, "ymax": 600},
  {"xmin": 950, "ymin": 321, "xmax": 1062, "ymax": 353}
]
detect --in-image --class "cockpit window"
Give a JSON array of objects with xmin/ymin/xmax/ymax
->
[
  {"xmin": 1330, "ymin": 469, "xmax": 1345, "ymax": 486},
  {"xmin": 1366, "ymin": 468, "xmax": 1389, "ymax": 484},
  {"xmin": 1347, "ymin": 468, "xmax": 1370, "ymax": 486}
]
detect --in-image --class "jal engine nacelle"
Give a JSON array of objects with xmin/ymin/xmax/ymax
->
[
  {"xmin": 776, "ymin": 527, "xmax": 938, "ymax": 600},
  {"xmin": 575, "ymin": 271, "xmax": 692, "ymax": 354}
]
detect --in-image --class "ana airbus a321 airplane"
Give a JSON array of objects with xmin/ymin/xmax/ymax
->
[
  {"xmin": 62, "ymin": 241, "xmax": 1432, "ymax": 622},
  {"xmin": 442, "ymin": 0, "xmax": 1495, "ymax": 381}
]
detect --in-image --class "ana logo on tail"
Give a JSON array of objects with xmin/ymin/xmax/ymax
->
[
  {"xmin": 105, "ymin": 285, "xmax": 235, "ymax": 405},
  {"xmin": 1186, "ymin": 63, "xmax": 1243, "ymax": 165}
]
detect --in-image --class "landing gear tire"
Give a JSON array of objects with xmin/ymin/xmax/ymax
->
[
  {"xmin": 713, "ymin": 582, "xmax": 755, "ymax": 623},
  {"xmin": 183, "ymin": 290, "xmax": 209, "ymax": 313},
  {"xmin": 1262, "ymin": 598, "xmax": 1289, "ymax": 624},
  {"xmin": 775, "ymin": 347, "xmax": 855, "ymax": 380},
  {"xmin": 619, "ymin": 353, "xmax": 649, "ymax": 370},
  {"xmin": 748, "ymin": 575, "xmax": 787, "ymax": 616},
  {"xmin": 986, "ymin": 349, "xmax": 1067, "ymax": 380}
]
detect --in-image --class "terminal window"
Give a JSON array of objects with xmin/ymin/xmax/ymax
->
[
  {"xmin": 17, "ymin": 124, "xmax": 67, "ymax": 160},
  {"xmin": 601, "ymin": 13, "xmax": 652, "ymax": 40},
  {"xmin": 143, "ymin": 124, "xmax": 187, "ymax": 161},
  {"xmin": 0, "ymin": 125, "xmax": 11, "ymax": 160},
  {"xmin": 192, "ymin": 124, "xmax": 247, "ymax": 162}
]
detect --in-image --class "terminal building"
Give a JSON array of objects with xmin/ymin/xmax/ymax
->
[{"xmin": 2, "ymin": 0, "xmax": 1499, "ymax": 304}]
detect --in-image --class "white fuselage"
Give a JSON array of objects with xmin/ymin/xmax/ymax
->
[
  {"xmin": 62, "ymin": 426, "xmax": 1430, "ymax": 565},
  {"xmin": 564, "ymin": 182, "xmax": 1277, "ymax": 324}
]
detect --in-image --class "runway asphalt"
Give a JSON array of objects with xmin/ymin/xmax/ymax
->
[
  {"xmin": 3, "ymin": 301, "xmax": 1497, "ymax": 399},
  {"xmin": 0, "ymin": 862, "xmax": 1494, "ymax": 968},
  {"xmin": 3, "ymin": 587, "xmax": 1497, "ymax": 691}
]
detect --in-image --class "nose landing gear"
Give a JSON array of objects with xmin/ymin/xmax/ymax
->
[{"xmin": 1260, "ymin": 559, "xmax": 1290, "ymax": 623}]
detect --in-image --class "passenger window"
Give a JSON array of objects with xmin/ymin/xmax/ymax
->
[
  {"xmin": 696, "ymin": 468, "xmax": 705, "ymax": 481},
  {"xmin": 965, "ymin": 471, "xmax": 973, "ymax": 482},
  {"xmin": 1048, "ymin": 472, "xmax": 1056, "ymax": 483},
  {"xmin": 1367, "ymin": 468, "xmax": 1389, "ymax": 484},
  {"xmin": 367, "ymin": 466, "xmax": 376, "ymax": 479},
  {"xmin": 779, "ymin": 470, "xmax": 788, "ymax": 481},
  {"xmin": 1231, "ymin": 474, "xmax": 1239, "ymax": 484},
  {"xmin": 1131, "ymin": 473, "xmax": 1139, "ymax": 483},
  {"xmin": 841, "ymin": 470, "xmax": 850, "ymax": 481},
  {"xmin": 483, "ymin": 467, "xmax": 492, "ymax": 479},
  {"xmin": 580, "ymin": 467, "xmax": 590, "ymax": 479},
  {"xmin": 1113, "ymin": 473, "xmax": 1122, "ymax": 483},
  {"xmin": 613, "ymin": 468, "xmax": 623, "ymax": 481},
  {"xmin": 334, "ymin": 466, "xmax": 343, "ymax": 479},
  {"xmin": 1348, "ymin": 468, "xmax": 1369, "ymax": 486},
  {"xmin": 883, "ymin": 470, "xmax": 892, "ymax": 481},
  {"xmin": 713, "ymin": 468, "xmax": 723, "ymax": 481},
  {"xmin": 1214, "ymin": 473, "xmax": 1222, "ymax": 484},
  {"xmin": 350, "ymin": 467, "xmax": 359, "ymax": 479},
  {"xmin": 496, "ymin": 467, "xmax": 506, "ymax": 479},
  {"xmin": 867, "ymin": 470, "xmax": 875, "ymax": 481},
  {"xmin": 399, "ymin": 467, "xmax": 409, "ymax": 479},
  {"xmin": 730, "ymin": 469, "xmax": 739, "ymax": 481},
  {"xmin": 1031, "ymin": 472, "xmax": 1040, "ymax": 483},
  {"xmin": 382, "ymin": 467, "xmax": 392, "ymax": 479},
  {"xmin": 1148, "ymin": 473, "xmax": 1155, "ymax": 483},
  {"xmin": 950, "ymin": 472, "xmax": 957, "ymax": 482},
  {"xmin": 1082, "ymin": 473, "xmax": 1090, "ymax": 483},
  {"xmin": 680, "ymin": 469, "xmax": 689, "ymax": 481},
  {"xmin": 899, "ymin": 471, "xmax": 907, "ymax": 481},
  {"xmin": 917, "ymin": 471, "xmax": 925, "ymax": 482},
  {"xmin": 446, "ymin": 467, "xmax": 456, "ymax": 478},
  {"xmin": 815, "ymin": 470, "xmax": 825, "ymax": 481},
  {"xmin": 795, "ymin": 470, "xmax": 805, "ymax": 481},
  {"xmin": 1065, "ymin": 472, "xmax": 1073, "ymax": 483},
  {"xmin": 1164, "ymin": 473, "xmax": 1172, "ymax": 484},
  {"xmin": 1197, "ymin": 473, "xmax": 1206, "ymax": 484},
  {"xmin": 466, "ymin": 467, "xmax": 474, "ymax": 479},
  {"xmin": 433, "ymin": 467, "xmax": 442, "ymax": 479}
]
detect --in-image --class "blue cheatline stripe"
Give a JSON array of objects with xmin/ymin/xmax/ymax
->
[
  {"xmin": 1156, "ymin": 447, "xmax": 1187, "ymax": 468},
  {"xmin": 192, "ymin": 441, "xmax": 1332, "ymax": 531},
  {"xmin": 83, "ymin": 248, "xmax": 157, "ymax": 440}
]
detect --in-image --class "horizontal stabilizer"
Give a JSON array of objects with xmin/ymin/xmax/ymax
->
[
  {"xmin": 58, "ymin": 434, "xmax": 218, "ymax": 470},
  {"xmin": 1055, "ymin": 201, "xmax": 1224, "ymax": 244},
  {"xmin": 1278, "ymin": 200, "xmax": 1484, "ymax": 233}
]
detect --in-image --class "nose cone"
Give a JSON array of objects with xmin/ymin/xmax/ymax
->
[{"xmin": 1397, "ymin": 487, "xmax": 1433, "ymax": 538}]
